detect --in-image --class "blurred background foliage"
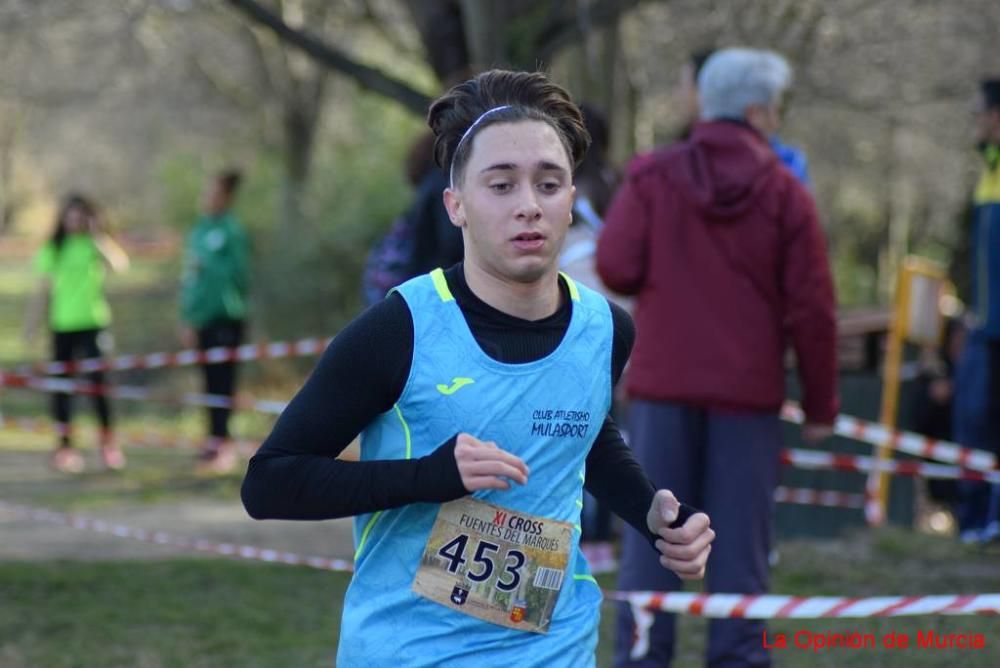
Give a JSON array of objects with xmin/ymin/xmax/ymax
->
[{"xmin": 2, "ymin": 0, "xmax": 998, "ymax": 352}]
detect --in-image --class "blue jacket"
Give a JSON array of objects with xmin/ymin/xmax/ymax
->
[{"xmin": 770, "ymin": 136, "xmax": 811, "ymax": 187}]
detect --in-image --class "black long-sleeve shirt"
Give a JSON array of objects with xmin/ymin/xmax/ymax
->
[{"xmin": 241, "ymin": 264, "xmax": 660, "ymax": 539}]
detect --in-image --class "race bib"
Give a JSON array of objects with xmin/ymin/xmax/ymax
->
[{"xmin": 412, "ymin": 497, "xmax": 573, "ymax": 634}]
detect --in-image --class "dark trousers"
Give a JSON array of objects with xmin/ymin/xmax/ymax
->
[
  {"xmin": 197, "ymin": 320, "xmax": 244, "ymax": 439},
  {"xmin": 52, "ymin": 329, "xmax": 111, "ymax": 443},
  {"xmin": 954, "ymin": 335, "xmax": 1000, "ymax": 533},
  {"xmin": 614, "ymin": 400, "xmax": 782, "ymax": 668},
  {"xmin": 984, "ymin": 340, "xmax": 1000, "ymax": 529},
  {"xmin": 988, "ymin": 340, "xmax": 1000, "ymax": 450}
]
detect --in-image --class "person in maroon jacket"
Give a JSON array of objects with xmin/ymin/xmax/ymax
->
[{"xmin": 597, "ymin": 48, "xmax": 838, "ymax": 668}]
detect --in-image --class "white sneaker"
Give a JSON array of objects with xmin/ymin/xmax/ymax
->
[
  {"xmin": 981, "ymin": 522, "xmax": 1000, "ymax": 543},
  {"xmin": 959, "ymin": 529, "xmax": 983, "ymax": 545}
]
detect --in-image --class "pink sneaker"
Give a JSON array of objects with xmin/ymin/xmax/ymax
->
[
  {"xmin": 100, "ymin": 444, "xmax": 126, "ymax": 471},
  {"xmin": 195, "ymin": 441, "xmax": 237, "ymax": 475},
  {"xmin": 51, "ymin": 447, "xmax": 85, "ymax": 474}
]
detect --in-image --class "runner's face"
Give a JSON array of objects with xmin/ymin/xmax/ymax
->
[
  {"xmin": 446, "ymin": 120, "xmax": 575, "ymax": 284},
  {"xmin": 203, "ymin": 179, "xmax": 230, "ymax": 215},
  {"xmin": 64, "ymin": 205, "xmax": 90, "ymax": 234}
]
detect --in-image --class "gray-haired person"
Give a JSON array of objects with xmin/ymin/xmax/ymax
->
[{"xmin": 598, "ymin": 47, "xmax": 838, "ymax": 667}]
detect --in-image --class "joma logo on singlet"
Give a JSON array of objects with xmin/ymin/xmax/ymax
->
[{"xmin": 436, "ymin": 377, "xmax": 474, "ymax": 395}]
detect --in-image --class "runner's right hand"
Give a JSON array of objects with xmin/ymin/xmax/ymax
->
[{"xmin": 454, "ymin": 433, "xmax": 529, "ymax": 492}]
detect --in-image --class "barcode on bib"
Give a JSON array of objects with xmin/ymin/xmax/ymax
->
[{"xmin": 532, "ymin": 567, "xmax": 564, "ymax": 590}]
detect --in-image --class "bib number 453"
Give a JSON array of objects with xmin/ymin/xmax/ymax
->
[{"xmin": 438, "ymin": 534, "xmax": 526, "ymax": 592}]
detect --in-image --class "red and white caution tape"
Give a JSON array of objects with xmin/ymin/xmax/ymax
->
[
  {"xmin": 12, "ymin": 341, "xmax": 990, "ymax": 470},
  {"xmin": 4, "ymin": 337, "xmax": 330, "ymax": 377},
  {"xmin": 4, "ymin": 500, "xmax": 998, "ymax": 620},
  {"xmin": 613, "ymin": 591, "xmax": 1000, "ymax": 619},
  {"xmin": 781, "ymin": 401, "xmax": 995, "ymax": 472},
  {"xmin": 774, "ymin": 486, "xmax": 864, "ymax": 509},
  {"xmin": 0, "ymin": 500, "xmax": 353, "ymax": 572},
  {"xmin": 0, "ymin": 415, "xmax": 855, "ymax": 509},
  {"xmin": 782, "ymin": 448, "xmax": 1000, "ymax": 484}
]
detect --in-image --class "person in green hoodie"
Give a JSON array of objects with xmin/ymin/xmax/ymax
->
[
  {"xmin": 25, "ymin": 194, "xmax": 130, "ymax": 473},
  {"xmin": 179, "ymin": 169, "xmax": 250, "ymax": 473}
]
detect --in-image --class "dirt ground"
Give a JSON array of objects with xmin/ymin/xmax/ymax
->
[{"xmin": 0, "ymin": 446, "xmax": 356, "ymax": 564}]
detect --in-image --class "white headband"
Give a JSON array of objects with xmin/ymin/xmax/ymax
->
[{"xmin": 449, "ymin": 105, "xmax": 513, "ymax": 187}]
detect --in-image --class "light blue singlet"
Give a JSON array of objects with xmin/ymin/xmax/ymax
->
[{"xmin": 336, "ymin": 269, "xmax": 613, "ymax": 667}]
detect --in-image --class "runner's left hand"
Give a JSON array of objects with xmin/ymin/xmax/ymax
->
[{"xmin": 646, "ymin": 489, "xmax": 713, "ymax": 580}]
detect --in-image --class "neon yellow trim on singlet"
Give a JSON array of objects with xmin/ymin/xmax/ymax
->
[
  {"xmin": 393, "ymin": 404, "xmax": 412, "ymax": 459},
  {"xmin": 430, "ymin": 268, "xmax": 454, "ymax": 302},
  {"xmin": 355, "ymin": 403, "xmax": 413, "ymax": 560},
  {"xmin": 573, "ymin": 573, "xmax": 599, "ymax": 585},
  {"xmin": 354, "ymin": 511, "xmax": 383, "ymax": 561},
  {"xmin": 431, "ymin": 267, "xmax": 576, "ymax": 303},
  {"xmin": 559, "ymin": 271, "xmax": 581, "ymax": 302}
]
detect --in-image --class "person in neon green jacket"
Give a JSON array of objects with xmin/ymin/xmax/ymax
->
[
  {"xmin": 179, "ymin": 169, "xmax": 250, "ymax": 473},
  {"xmin": 25, "ymin": 194, "xmax": 130, "ymax": 473}
]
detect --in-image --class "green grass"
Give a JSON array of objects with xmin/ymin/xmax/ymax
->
[
  {"xmin": 0, "ymin": 559, "xmax": 348, "ymax": 668},
  {"xmin": 0, "ymin": 541, "xmax": 997, "ymax": 667}
]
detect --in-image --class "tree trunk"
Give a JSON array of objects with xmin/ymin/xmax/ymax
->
[
  {"xmin": 402, "ymin": 0, "xmax": 470, "ymax": 84},
  {"xmin": 460, "ymin": 0, "xmax": 509, "ymax": 70},
  {"xmin": 280, "ymin": 69, "xmax": 324, "ymax": 230},
  {"xmin": 609, "ymin": 20, "xmax": 637, "ymax": 163}
]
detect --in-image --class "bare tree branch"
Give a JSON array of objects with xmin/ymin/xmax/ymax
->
[{"xmin": 223, "ymin": 0, "xmax": 432, "ymax": 114}]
